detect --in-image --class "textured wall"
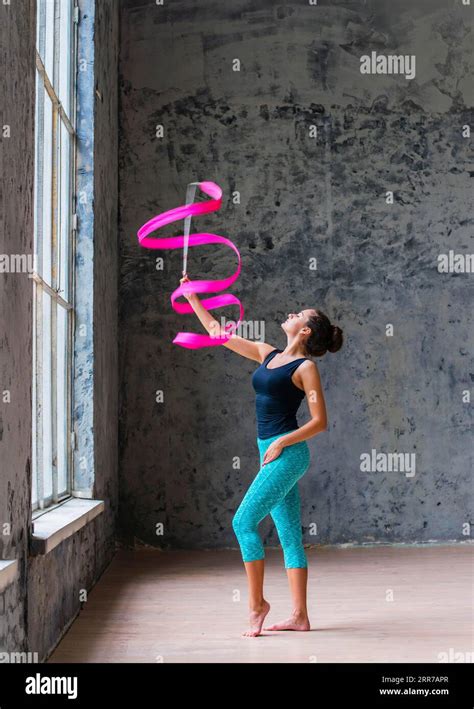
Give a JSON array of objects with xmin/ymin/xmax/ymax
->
[
  {"xmin": 0, "ymin": 0, "xmax": 119, "ymax": 661},
  {"xmin": 118, "ymin": 0, "xmax": 473, "ymax": 551},
  {"xmin": 0, "ymin": 0, "xmax": 35, "ymax": 653},
  {"xmin": 91, "ymin": 0, "xmax": 119, "ymax": 554}
]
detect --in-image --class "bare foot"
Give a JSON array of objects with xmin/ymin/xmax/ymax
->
[
  {"xmin": 264, "ymin": 612, "xmax": 310, "ymax": 631},
  {"xmin": 242, "ymin": 599, "xmax": 271, "ymax": 637}
]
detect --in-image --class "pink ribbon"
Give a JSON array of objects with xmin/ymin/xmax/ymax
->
[{"xmin": 137, "ymin": 181, "xmax": 244, "ymax": 349}]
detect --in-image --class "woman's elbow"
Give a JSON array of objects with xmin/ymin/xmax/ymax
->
[{"xmin": 312, "ymin": 416, "xmax": 328, "ymax": 434}]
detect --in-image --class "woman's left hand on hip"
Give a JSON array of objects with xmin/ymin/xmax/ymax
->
[{"xmin": 262, "ymin": 439, "xmax": 285, "ymax": 466}]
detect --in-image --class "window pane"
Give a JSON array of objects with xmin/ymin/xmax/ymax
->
[
  {"xmin": 58, "ymin": 0, "xmax": 73, "ymax": 120},
  {"xmin": 57, "ymin": 304, "xmax": 69, "ymax": 495},
  {"xmin": 34, "ymin": 70, "xmax": 44, "ymax": 279},
  {"xmin": 32, "ymin": 285, "xmax": 38, "ymax": 508},
  {"xmin": 34, "ymin": 0, "xmax": 75, "ymax": 512},
  {"xmin": 36, "ymin": 0, "xmax": 55, "ymax": 79},
  {"xmin": 37, "ymin": 87, "xmax": 53, "ymax": 287},
  {"xmin": 42, "ymin": 290, "xmax": 53, "ymax": 501},
  {"xmin": 58, "ymin": 119, "xmax": 71, "ymax": 300}
]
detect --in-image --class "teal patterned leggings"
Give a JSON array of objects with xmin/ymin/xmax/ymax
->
[{"xmin": 232, "ymin": 431, "xmax": 311, "ymax": 568}]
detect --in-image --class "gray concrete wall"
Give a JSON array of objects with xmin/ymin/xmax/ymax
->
[
  {"xmin": 0, "ymin": 0, "xmax": 119, "ymax": 661},
  {"xmin": 118, "ymin": 0, "xmax": 473, "ymax": 550},
  {"xmin": 91, "ymin": 0, "xmax": 120, "ymax": 560},
  {"xmin": 0, "ymin": 0, "xmax": 36, "ymax": 654}
]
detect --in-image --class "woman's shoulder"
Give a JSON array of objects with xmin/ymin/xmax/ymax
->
[{"xmin": 259, "ymin": 345, "xmax": 281, "ymax": 362}]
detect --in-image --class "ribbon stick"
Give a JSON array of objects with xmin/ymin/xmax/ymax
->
[
  {"xmin": 137, "ymin": 181, "xmax": 244, "ymax": 349},
  {"xmin": 182, "ymin": 181, "xmax": 199, "ymax": 277}
]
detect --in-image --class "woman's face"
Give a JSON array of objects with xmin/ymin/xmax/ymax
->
[{"xmin": 281, "ymin": 309, "xmax": 315, "ymax": 336}]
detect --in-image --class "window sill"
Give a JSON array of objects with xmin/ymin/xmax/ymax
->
[
  {"xmin": 0, "ymin": 560, "xmax": 18, "ymax": 592},
  {"xmin": 30, "ymin": 498, "xmax": 104, "ymax": 556}
]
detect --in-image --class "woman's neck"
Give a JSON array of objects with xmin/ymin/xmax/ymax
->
[{"xmin": 280, "ymin": 340, "xmax": 307, "ymax": 358}]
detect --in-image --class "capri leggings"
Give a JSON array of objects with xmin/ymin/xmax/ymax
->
[{"xmin": 232, "ymin": 431, "xmax": 311, "ymax": 568}]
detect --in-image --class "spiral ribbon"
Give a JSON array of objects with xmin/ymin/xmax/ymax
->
[{"xmin": 137, "ymin": 181, "xmax": 244, "ymax": 349}]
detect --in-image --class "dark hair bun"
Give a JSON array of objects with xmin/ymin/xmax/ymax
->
[
  {"xmin": 304, "ymin": 310, "xmax": 343, "ymax": 357},
  {"xmin": 328, "ymin": 325, "xmax": 343, "ymax": 353}
]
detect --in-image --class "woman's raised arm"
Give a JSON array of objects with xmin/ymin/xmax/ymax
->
[{"xmin": 179, "ymin": 275, "xmax": 275, "ymax": 364}]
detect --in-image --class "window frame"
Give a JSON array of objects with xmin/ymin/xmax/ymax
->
[{"xmin": 32, "ymin": 0, "xmax": 79, "ymax": 519}]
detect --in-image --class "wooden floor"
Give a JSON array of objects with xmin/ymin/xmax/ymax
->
[{"xmin": 48, "ymin": 544, "xmax": 473, "ymax": 663}]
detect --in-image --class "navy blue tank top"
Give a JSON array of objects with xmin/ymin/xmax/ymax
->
[{"xmin": 251, "ymin": 348, "xmax": 308, "ymax": 440}]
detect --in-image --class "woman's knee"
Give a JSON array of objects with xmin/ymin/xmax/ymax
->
[
  {"xmin": 232, "ymin": 506, "xmax": 247, "ymax": 536},
  {"xmin": 232, "ymin": 504, "xmax": 257, "ymax": 537},
  {"xmin": 231, "ymin": 511, "xmax": 241, "ymax": 535}
]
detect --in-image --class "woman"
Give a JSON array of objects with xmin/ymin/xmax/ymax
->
[{"xmin": 179, "ymin": 274, "xmax": 343, "ymax": 637}]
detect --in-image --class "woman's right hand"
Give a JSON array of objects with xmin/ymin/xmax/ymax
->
[{"xmin": 179, "ymin": 273, "xmax": 196, "ymax": 302}]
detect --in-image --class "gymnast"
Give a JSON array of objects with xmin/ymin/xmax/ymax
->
[{"xmin": 180, "ymin": 274, "xmax": 343, "ymax": 637}]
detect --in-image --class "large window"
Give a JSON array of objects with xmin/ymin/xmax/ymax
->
[{"xmin": 32, "ymin": 0, "xmax": 78, "ymax": 515}]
